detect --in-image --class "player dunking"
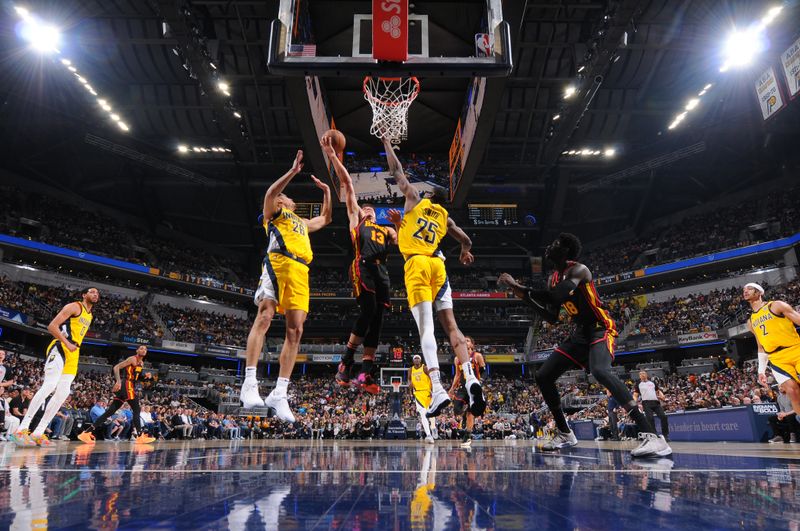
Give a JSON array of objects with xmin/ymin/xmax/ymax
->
[
  {"xmin": 746, "ymin": 282, "xmax": 800, "ymax": 416},
  {"xmin": 500, "ymin": 233, "xmax": 671, "ymax": 457},
  {"xmin": 383, "ymin": 137, "xmax": 485, "ymax": 418},
  {"xmin": 239, "ymin": 150, "xmax": 332, "ymax": 421},
  {"xmin": 410, "ymin": 354, "xmax": 437, "ymax": 443},
  {"xmin": 78, "ymin": 346, "xmax": 155, "ymax": 444},
  {"xmin": 12, "ymin": 287, "xmax": 99, "ymax": 447},
  {"xmin": 449, "ymin": 336, "xmax": 485, "ymax": 449},
  {"xmin": 322, "ymin": 136, "xmax": 397, "ymax": 393}
]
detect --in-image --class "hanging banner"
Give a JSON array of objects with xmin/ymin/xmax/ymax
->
[
  {"xmin": 780, "ymin": 36, "xmax": 800, "ymax": 98},
  {"xmin": 754, "ymin": 66, "xmax": 785, "ymax": 120}
]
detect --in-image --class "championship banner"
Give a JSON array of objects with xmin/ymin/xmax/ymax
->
[
  {"xmin": 781, "ymin": 36, "xmax": 800, "ymax": 98},
  {"xmin": 163, "ymin": 340, "xmax": 196, "ymax": 352},
  {"xmin": 372, "ymin": 0, "xmax": 408, "ymax": 61},
  {"xmin": 677, "ymin": 331, "xmax": 718, "ymax": 344},
  {"xmin": 452, "ymin": 292, "xmax": 507, "ymax": 299},
  {"xmin": 754, "ymin": 66, "xmax": 785, "ymax": 120}
]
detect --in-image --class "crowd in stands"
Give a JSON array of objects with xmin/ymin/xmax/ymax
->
[
  {"xmin": 0, "ymin": 341, "xmax": 781, "ymax": 443},
  {"xmin": 630, "ymin": 278, "xmax": 800, "ymax": 340},
  {"xmin": 583, "ymin": 185, "xmax": 800, "ymax": 278},
  {"xmin": 155, "ymin": 304, "xmax": 250, "ymax": 346}
]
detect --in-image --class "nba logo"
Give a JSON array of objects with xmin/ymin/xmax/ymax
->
[{"xmin": 475, "ymin": 33, "xmax": 492, "ymax": 57}]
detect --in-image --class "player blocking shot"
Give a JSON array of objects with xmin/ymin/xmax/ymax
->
[
  {"xmin": 239, "ymin": 150, "xmax": 332, "ymax": 422},
  {"xmin": 500, "ymin": 233, "xmax": 671, "ymax": 458},
  {"xmin": 383, "ymin": 137, "xmax": 485, "ymax": 419},
  {"xmin": 322, "ymin": 134, "xmax": 397, "ymax": 393}
]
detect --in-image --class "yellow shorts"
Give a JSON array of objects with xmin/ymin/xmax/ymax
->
[
  {"xmin": 254, "ymin": 253, "xmax": 310, "ymax": 314},
  {"xmin": 414, "ymin": 390, "xmax": 432, "ymax": 409},
  {"xmin": 768, "ymin": 344, "xmax": 800, "ymax": 384},
  {"xmin": 46, "ymin": 340, "xmax": 80, "ymax": 376},
  {"xmin": 404, "ymin": 255, "xmax": 453, "ymax": 309}
]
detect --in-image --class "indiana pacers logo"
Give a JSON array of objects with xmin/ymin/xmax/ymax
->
[{"xmin": 382, "ymin": 15, "xmax": 401, "ymax": 39}]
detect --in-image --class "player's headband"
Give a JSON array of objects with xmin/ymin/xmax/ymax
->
[
  {"xmin": 412, "ymin": 355, "xmax": 422, "ymax": 361},
  {"xmin": 744, "ymin": 282, "xmax": 764, "ymax": 294}
]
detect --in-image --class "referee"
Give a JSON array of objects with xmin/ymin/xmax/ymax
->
[{"xmin": 634, "ymin": 370, "xmax": 669, "ymax": 441}]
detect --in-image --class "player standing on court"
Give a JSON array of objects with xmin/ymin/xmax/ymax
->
[
  {"xmin": 12, "ymin": 287, "xmax": 99, "ymax": 447},
  {"xmin": 322, "ymin": 135, "xmax": 397, "ymax": 393},
  {"xmin": 239, "ymin": 150, "xmax": 332, "ymax": 422},
  {"xmin": 746, "ymin": 282, "xmax": 800, "ymax": 416},
  {"xmin": 500, "ymin": 233, "xmax": 671, "ymax": 457},
  {"xmin": 384, "ymin": 137, "xmax": 485, "ymax": 418},
  {"xmin": 448, "ymin": 336, "xmax": 485, "ymax": 448},
  {"xmin": 410, "ymin": 354, "xmax": 437, "ymax": 443}
]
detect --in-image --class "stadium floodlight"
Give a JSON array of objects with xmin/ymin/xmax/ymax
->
[
  {"xmin": 14, "ymin": 6, "xmax": 31, "ymax": 20},
  {"xmin": 761, "ymin": 5, "xmax": 783, "ymax": 26},
  {"xmin": 19, "ymin": 17, "xmax": 61, "ymax": 53},
  {"xmin": 192, "ymin": 147, "xmax": 201, "ymax": 152},
  {"xmin": 233, "ymin": 111, "xmax": 241, "ymax": 118},
  {"xmin": 604, "ymin": 148, "xmax": 616, "ymax": 157},
  {"xmin": 117, "ymin": 121, "xmax": 129, "ymax": 131},
  {"xmin": 552, "ymin": 114, "xmax": 561, "ymax": 121},
  {"xmin": 564, "ymin": 85, "xmax": 576, "ymax": 99},
  {"xmin": 100, "ymin": 102, "xmax": 111, "ymax": 111},
  {"xmin": 703, "ymin": 84, "xmax": 712, "ymax": 91},
  {"xmin": 110, "ymin": 113, "xmax": 120, "ymax": 121},
  {"xmin": 685, "ymin": 98, "xmax": 700, "ymax": 111},
  {"xmin": 60, "ymin": 58, "xmax": 70, "ymax": 66},
  {"xmin": 177, "ymin": 145, "xmax": 188, "ymax": 153},
  {"xmin": 721, "ymin": 28, "xmax": 763, "ymax": 71}
]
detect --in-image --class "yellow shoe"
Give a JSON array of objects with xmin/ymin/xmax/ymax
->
[
  {"xmin": 31, "ymin": 434, "xmax": 54, "ymax": 447},
  {"xmin": 10, "ymin": 430, "xmax": 36, "ymax": 447},
  {"xmin": 134, "ymin": 434, "xmax": 156, "ymax": 444},
  {"xmin": 78, "ymin": 431, "xmax": 96, "ymax": 444}
]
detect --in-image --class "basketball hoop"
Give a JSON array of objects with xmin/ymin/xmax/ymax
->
[
  {"xmin": 363, "ymin": 76, "xmax": 420, "ymax": 145},
  {"xmin": 391, "ymin": 380, "xmax": 402, "ymax": 394}
]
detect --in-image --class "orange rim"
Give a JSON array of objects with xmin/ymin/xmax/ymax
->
[{"xmin": 363, "ymin": 76, "xmax": 420, "ymax": 108}]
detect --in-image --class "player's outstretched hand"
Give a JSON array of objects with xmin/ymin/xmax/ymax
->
[
  {"xmin": 320, "ymin": 136, "xmax": 336, "ymax": 158},
  {"xmin": 291, "ymin": 149, "xmax": 304, "ymax": 174},
  {"xmin": 460, "ymin": 249, "xmax": 474, "ymax": 265},
  {"xmin": 387, "ymin": 209, "xmax": 403, "ymax": 225},
  {"xmin": 310, "ymin": 175, "xmax": 329, "ymax": 191}
]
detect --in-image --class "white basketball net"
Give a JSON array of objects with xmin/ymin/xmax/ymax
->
[{"xmin": 363, "ymin": 76, "xmax": 420, "ymax": 144}]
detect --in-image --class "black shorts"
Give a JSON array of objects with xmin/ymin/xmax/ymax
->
[
  {"xmin": 453, "ymin": 387, "xmax": 470, "ymax": 417},
  {"xmin": 352, "ymin": 260, "xmax": 390, "ymax": 306},
  {"xmin": 554, "ymin": 328, "xmax": 616, "ymax": 369}
]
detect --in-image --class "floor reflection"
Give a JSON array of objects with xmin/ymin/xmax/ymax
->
[{"xmin": 0, "ymin": 441, "xmax": 799, "ymax": 530}]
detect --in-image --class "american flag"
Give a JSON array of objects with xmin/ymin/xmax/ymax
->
[{"xmin": 288, "ymin": 44, "xmax": 317, "ymax": 57}]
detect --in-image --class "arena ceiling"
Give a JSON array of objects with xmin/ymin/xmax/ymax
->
[{"xmin": 0, "ymin": 0, "xmax": 798, "ymax": 262}]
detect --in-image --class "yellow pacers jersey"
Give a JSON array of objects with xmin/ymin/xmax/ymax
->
[
  {"xmin": 265, "ymin": 208, "xmax": 313, "ymax": 264},
  {"xmin": 410, "ymin": 484, "xmax": 433, "ymax": 529},
  {"xmin": 750, "ymin": 301, "xmax": 800, "ymax": 353},
  {"xmin": 411, "ymin": 365, "xmax": 432, "ymax": 408},
  {"xmin": 398, "ymin": 198, "xmax": 448, "ymax": 261},
  {"xmin": 48, "ymin": 302, "xmax": 93, "ymax": 375}
]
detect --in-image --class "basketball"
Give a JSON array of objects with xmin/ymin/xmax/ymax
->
[{"xmin": 323, "ymin": 129, "xmax": 346, "ymax": 156}]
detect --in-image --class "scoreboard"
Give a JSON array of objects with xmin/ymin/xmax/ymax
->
[
  {"xmin": 293, "ymin": 203, "xmax": 322, "ymax": 219},
  {"xmin": 467, "ymin": 204, "xmax": 519, "ymax": 226}
]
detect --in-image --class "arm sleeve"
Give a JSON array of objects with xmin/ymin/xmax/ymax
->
[{"xmin": 757, "ymin": 351, "xmax": 768, "ymax": 374}]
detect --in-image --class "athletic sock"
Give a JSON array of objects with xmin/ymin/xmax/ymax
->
[
  {"xmin": 361, "ymin": 354, "xmax": 374, "ymax": 375},
  {"xmin": 275, "ymin": 377, "xmax": 290, "ymax": 394},
  {"xmin": 343, "ymin": 343, "xmax": 357, "ymax": 374},
  {"xmin": 245, "ymin": 366, "xmax": 257, "ymax": 382},
  {"xmin": 552, "ymin": 408, "xmax": 570, "ymax": 433},
  {"xmin": 461, "ymin": 361, "xmax": 477, "ymax": 385},
  {"xmin": 428, "ymin": 370, "xmax": 445, "ymax": 393}
]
